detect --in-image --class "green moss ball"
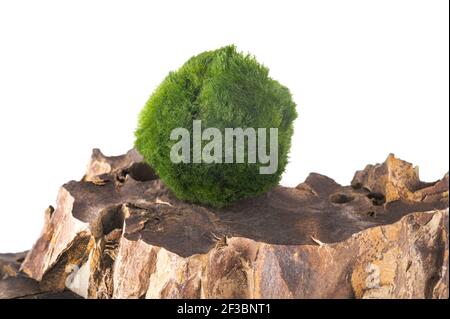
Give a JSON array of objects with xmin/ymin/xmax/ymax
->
[{"xmin": 135, "ymin": 45, "xmax": 297, "ymax": 207}]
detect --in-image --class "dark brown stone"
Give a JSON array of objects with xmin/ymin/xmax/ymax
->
[{"xmin": 8, "ymin": 149, "xmax": 448, "ymax": 299}]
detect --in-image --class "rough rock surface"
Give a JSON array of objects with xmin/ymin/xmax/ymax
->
[
  {"xmin": 0, "ymin": 252, "xmax": 80, "ymax": 299},
  {"xmin": 1, "ymin": 150, "xmax": 448, "ymax": 299}
]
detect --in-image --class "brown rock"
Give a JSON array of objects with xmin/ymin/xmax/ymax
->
[
  {"xmin": 0, "ymin": 252, "xmax": 81, "ymax": 299},
  {"xmin": 0, "ymin": 276, "xmax": 82, "ymax": 299},
  {"xmin": 11, "ymin": 149, "xmax": 449, "ymax": 299},
  {"xmin": 0, "ymin": 275, "xmax": 42, "ymax": 299},
  {"xmin": 82, "ymin": 148, "xmax": 157, "ymax": 186},
  {"xmin": 83, "ymin": 148, "xmax": 143, "ymax": 181},
  {"xmin": 351, "ymin": 153, "xmax": 448, "ymax": 204},
  {"xmin": 0, "ymin": 251, "xmax": 27, "ymax": 280}
]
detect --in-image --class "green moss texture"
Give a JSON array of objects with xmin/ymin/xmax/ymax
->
[{"xmin": 135, "ymin": 45, "xmax": 297, "ymax": 207}]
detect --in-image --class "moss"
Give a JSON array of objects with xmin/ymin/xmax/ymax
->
[{"xmin": 135, "ymin": 45, "xmax": 297, "ymax": 207}]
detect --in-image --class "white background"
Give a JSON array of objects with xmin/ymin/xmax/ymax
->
[{"xmin": 0, "ymin": 0, "xmax": 448, "ymax": 253}]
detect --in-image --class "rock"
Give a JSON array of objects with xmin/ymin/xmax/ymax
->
[
  {"xmin": 5, "ymin": 149, "xmax": 448, "ymax": 299},
  {"xmin": 0, "ymin": 276, "xmax": 82, "ymax": 299},
  {"xmin": 0, "ymin": 275, "xmax": 42, "ymax": 299},
  {"xmin": 19, "ymin": 290, "xmax": 83, "ymax": 299},
  {"xmin": 0, "ymin": 251, "xmax": 27, "ymax": 280},
  {"xmin": 351, "ymin": 153, "xmax": 448, "ymax": 204},
  {"xmin": 83, "ymin": 148, "xmax": 157, "ymax": 185},
  {"xmin": 0, "ymin": 253, "xmax": 81, "ymax": 299},
  {"xmin": 83, "ymin": 148, "xmax": 143, "ymax": 181}
]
